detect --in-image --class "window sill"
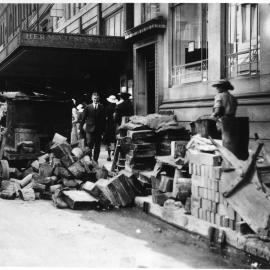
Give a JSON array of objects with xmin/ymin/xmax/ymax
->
[
  {"xmin": 170, "ymin": 79, "xmax": 208, "ymax": 89},
  {"xmin": 228, "ymin": 73, "xmax": 260, "ymax": 81}
]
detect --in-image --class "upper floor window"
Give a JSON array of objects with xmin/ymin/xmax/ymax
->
[
  {"xmin": 82, "ymin": 24, "xmax": 97, "ymax": 35},
  {"xmin": 103, "ymin": 9, "xmax": 124, "ymax": 36},
  {"xmin": 226, "ymin": 4, "xmax": 260, "ymax": 78},
  {"xmin": 171, "ymin": 4, "xmax": 208, "ymax": 86},
  {"xmin": 141, "ymin": 3, "xmax": 160, "ymax": 23},
  {"xmin": 9, "ymin": 14, "xmax": 13, "ymax": 36}
]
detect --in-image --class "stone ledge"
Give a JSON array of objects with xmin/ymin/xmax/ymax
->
[{"xmin": 135, "ymin": 196, "xmax": 270, "ymax": 262}]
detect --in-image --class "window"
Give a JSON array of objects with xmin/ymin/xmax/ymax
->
[
  {"xmin": 75, "ymin": 3, "xmax": 81, "ymax": 13},
  {"xmin": 171, "ymin": 4, "xmax": 208, "ymax": 85},
  {"xmin": 71, "ymin": 4, "xmax": 76, "ymax": 17},
  {"xmin": 22, "ymin": 4, "xmax": 26, "ymax": 19},
  {"xmin": 103, "ymin": 9, "xmax": 124, "ymax": 36},
  {"xmin": 66, "ymin": 4, "xmax": 71, "ymax": 20},
  {"xmin": 83, "ymin": 24, "xmax": 97, "ymax": 35},
  {"xmin": 226, "ymin": 4, "xmax": 259, "ymax": 78},
  {"xmin": 142, "ymin": 3, "xmax": 160, "ymax": 23},
  {"xmin": 9, "ymin": 14, "xmax": 13, "ymax": 35},
  {"xmin": 0, "ymin": 26, "xmax": 2, "ymax": 45}
]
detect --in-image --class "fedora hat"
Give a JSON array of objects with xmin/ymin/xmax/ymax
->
[
  {"xmin": 212, "ymin": 79, "xmax": 234, "ymax": 91},
  {"xmin": 106, "ymin": 95, "xmax": 118, "ymax": 103}
]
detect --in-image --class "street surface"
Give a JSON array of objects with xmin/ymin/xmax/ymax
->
[
  {"xmin": 0, "ymin": 148, "xmax": 250, "ymax": 268},
  {"xmin": 0, "ymin": 198, "xmax": 246, "ymax": 268}
]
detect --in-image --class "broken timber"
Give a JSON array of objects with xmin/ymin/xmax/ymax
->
[
  {"xmin": 211, "ymin": 139, "xmax": 270, "ymax": 235},
  {"xmin": 221, "ymin": 170, "xmax": 270, "ymax": 236}
]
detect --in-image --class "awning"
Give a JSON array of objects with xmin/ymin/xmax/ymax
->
[
  {"xmin": 0, "ymin": 30, "xmax": 127, "ymax": 96},
  {"xmin": 124, "ymin": 16, "xmax": 166, "ymax": 41}
]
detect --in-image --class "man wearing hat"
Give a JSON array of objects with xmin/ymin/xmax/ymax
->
[
  {"xmin": 80, "ymin": 92, "xmax": 106, "ymax": 162},
  {"xmin": 104, "ymin": 95, "xmax": 118, "ymax": 161},
  {"xmin": 211, "ymin": 79, "xmax": 237, "ymax": 119},
  {"xmin": 114, "ymin": 92, "xmax": 134, "ymax": 126}
]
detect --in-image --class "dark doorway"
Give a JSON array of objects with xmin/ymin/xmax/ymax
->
[
  {"xmin": 145, "ymin": 44, "xmax": 156, "ymax": 114},
  {"xmin": 135, "ymin": 43, "xmax": 156, "ymax": 115}
]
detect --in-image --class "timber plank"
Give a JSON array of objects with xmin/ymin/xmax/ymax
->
[{"xmin": 221, "ymin": 170, "xmax": 270, "ymax": 234}]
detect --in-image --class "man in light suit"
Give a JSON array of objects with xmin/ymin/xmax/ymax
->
[{"xmin": 80, "ymin": 92, "xmax": 106, "ymax": 162}]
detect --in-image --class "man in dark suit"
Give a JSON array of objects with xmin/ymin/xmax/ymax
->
[{"xmin": 80, "ymin": 92, "xmax": 106, "ymax": 162}]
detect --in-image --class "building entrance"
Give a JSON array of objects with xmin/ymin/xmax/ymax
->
[{"xmin": 135, "ymin": 43, "xmax": 156, "ymax": 115}]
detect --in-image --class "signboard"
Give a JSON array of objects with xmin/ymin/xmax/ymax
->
[{"xmin": 188, "ymin": 41, "xmax": 195, "ymax": 52}]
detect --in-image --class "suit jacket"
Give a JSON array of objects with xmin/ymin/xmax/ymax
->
[
  {"xmin": 115, "ymin": 100, "xmax": 134, "ymax": 125},
  {"xmin": 80, "ymin": 103, "xmax": 106, "ymax": 133}
]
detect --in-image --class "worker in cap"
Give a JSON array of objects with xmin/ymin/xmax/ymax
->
[{"xmin": 211, "ymin": 79, "xmax": 238, "ymax": 119}]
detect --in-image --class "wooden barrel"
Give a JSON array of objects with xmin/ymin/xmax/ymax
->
[{"xmin": 221, "ymin": 117, "xmax": 249, "ymax": 161}]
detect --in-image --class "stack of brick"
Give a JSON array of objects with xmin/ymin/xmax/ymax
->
[
  {"xmin": 125, "ymin": 130, "xmax": 156, "ymax": 171},
  {"xmin": 189, "ymin": 150, "xmax": 242, "ymax": 231},
  {"xmin": 151, "ymin": 174, "xmax": 173, "ymax": 206},
  {"xmin": 156, "ymin": 127, "xmax": 190, "ymax": 156}
]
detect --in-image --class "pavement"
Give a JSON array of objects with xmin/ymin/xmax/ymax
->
[
  {"xmin": 0, "ymin": 199, "xmax": 244, "ymax": 268},
  {"xmin": 98, "ymin": 145, "xmax": 113, "ymax": 171}
]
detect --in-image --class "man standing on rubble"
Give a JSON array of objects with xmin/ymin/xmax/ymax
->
[{"xmin": 80, "ymin": 92, "xmax": 106, "ymax": 162}]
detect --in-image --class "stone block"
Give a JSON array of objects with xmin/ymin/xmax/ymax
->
[
  {"xmin": 191, "ymin": 196, "xmax": 202, "ymax": 208},
  {"xmin": 188, "ymin": 151, "xmax": 221, "ymax": 166},
  {"xmin": 191, "ymin": 206, "xmax": 199, "ymax": 218},
  {"xmin": 191, "ymin": 174, "xmax": 202, "ymax": 187}
]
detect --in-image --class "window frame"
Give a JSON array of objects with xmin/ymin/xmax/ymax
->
[
  {"xmin": 103, "ymin": 8, "xmax": 124, "ymax": 37},
  {"xmin": 225, "ymin": 3, "xmax": 260, "ymax": 78},
  {"xmin": 141, "ymin": 3, "xmax": 160, "ymax": 23},
  {"xmin": 83, "ymin": 23, "xmax": 97, "ymax": 35},
  {"xmin": 170, "ymin": 3, "xmax": 208, "ymax": 86}
]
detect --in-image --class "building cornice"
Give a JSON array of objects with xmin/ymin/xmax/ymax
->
[{"xmin": 160, "ymin": 92, "xmax": 270, "ymax": 109}]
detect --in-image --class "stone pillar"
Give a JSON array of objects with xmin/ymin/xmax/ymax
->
[{"xmin": 207, "ymin": 3, "xmax": 225, "ymax": 82}]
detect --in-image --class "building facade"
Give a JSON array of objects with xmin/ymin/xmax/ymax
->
[
  {"xmin": 125, "ymin": 3, "xmax": 270, "ymax": 147},
  {"xmin": 0, "ymin": 3, "xmax": 269, "ymax": 145}
]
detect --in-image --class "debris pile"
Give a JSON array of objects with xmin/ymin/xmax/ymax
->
[
  {"xmin": 133, "ymin": 130, "xmax": 270, "ymax": 239},
  {"xmin": 148, "ymin": 154, "xmax": 191, "ymax": 213},
  {"xmin": 115, "ymin": 113, "xmax": 190, "ymax": 175},
  {"xmin": 0, "ymin": 133, "xmax": 145, "ymax": 210},
  {"xmin": 156, "ymin": 123, "xmax": 190, "ymax": 156},
  {"xmin": 187, "ymin": 134, "xmax": 270, "ymax": 237}
]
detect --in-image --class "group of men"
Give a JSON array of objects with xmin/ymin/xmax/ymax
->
[
  {"xmin": 79, "ymin": 92, "xmax": 133, "ymax": 163},
  {"xmin": 78, "ymin": 80, "xmax": 236, "ymax": 163}
]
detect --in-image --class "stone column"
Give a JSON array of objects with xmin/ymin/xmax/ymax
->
[{"xmin": 207, "ymin": 3, "xmax": 225, "ymax": 83}]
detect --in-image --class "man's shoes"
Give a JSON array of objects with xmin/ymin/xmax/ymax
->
[{"xmin": 107, "ymin": 157, "xmax": 111, "ymax": 161}]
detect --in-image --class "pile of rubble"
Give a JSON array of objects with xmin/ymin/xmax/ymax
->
[{"xmin": 0, "ymin": 133, "xmax": 145, "ymax": 210}]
